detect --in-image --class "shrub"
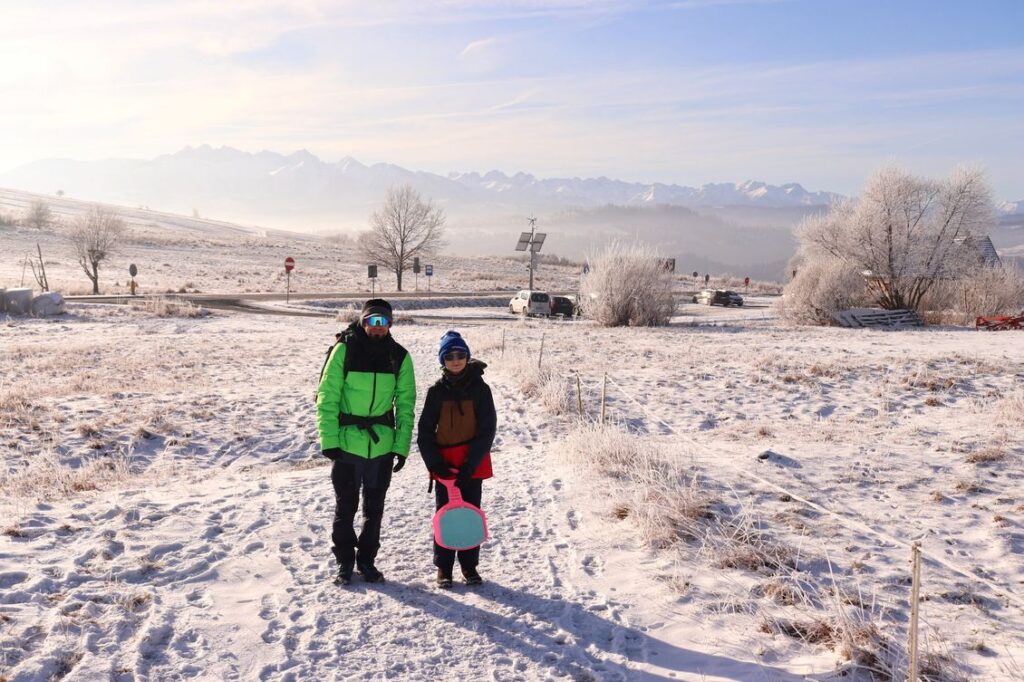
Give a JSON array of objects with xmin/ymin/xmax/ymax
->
[
  {"xmin": 920, "ymin": 265, "xmax": 1024, "ymax": 324},
  {"xmin": 777, "ymin": 257, "xmax": 867, "ymax": 325},
  {"xmin": 131, "ymin": 297, "xmax": 207, "ymax": 318},
  {"xmin": 580, "ymin": 241, "xmax": 676, "ymax": 326}
]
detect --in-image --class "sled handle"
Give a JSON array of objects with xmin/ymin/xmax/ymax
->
[{"xmin": 437, "ymin": 470, "xmax": 465, "ymax": 504}]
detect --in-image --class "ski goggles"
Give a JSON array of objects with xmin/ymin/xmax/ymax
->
[
  {"xmin": 443, "ymin": 351, "xmax": 468, "ymax": 361},
  {"xmin": 364, "ymin": 314, "xmax": 391, "ymax": 327}
]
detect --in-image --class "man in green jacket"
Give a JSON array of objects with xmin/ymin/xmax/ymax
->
[{"xmin": 317, "ymin": 298, "xmax": 416, "ymax": 585}]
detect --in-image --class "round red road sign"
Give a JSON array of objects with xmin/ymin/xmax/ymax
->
[{"xmin": 284, "ymin": 257, "xmax": 295, "ymax": 272}]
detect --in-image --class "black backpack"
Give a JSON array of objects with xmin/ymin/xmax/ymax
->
[{"xmin": 315, "ymin": 326, "xmax": 404, "ymax": 401}]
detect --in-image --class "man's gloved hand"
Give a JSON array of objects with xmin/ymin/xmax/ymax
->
[
  {"xmin": 392, "ymin": 455, "xmax": 406, "ymax": 473},
  {"xmin": 322, "ymin": 447, "xmax": 343, "ymax": 461}
]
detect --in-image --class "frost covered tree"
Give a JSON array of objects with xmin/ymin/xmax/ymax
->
[
  {"xmin": 24, "ymin": 200, "xmax": 55, "ymax": 230},
  {"xmin": 777, "ymin": 257, "xmax": 867, "ymax": 325},
  {"xmin": 796, "ymin": 166, "xmax": 993, "ymax": 311},
  {"xmin": 359, "ymin": 185, "xmax": 445, "ymax": 291},
  {"xmin": 69, "ymin": 206, "xmax": 126, "ymax": 294},
  {"xmin": 580, "ymin": 241, "xmax": 676, "ymax": 326}
]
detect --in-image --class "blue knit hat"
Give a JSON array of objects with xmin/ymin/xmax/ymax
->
[{"xmin": 438, "ymin": 330, "xmax": 470, "ymax": 366}]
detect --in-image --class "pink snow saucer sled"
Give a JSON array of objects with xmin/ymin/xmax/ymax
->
[{"xmin": 433, "ymin": 477, "xmax": 489, "ymax": 551}]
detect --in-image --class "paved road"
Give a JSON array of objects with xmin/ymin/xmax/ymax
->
[{"xmin": 64, "ymin": 292, "xmax": 780, "ymax": 323}]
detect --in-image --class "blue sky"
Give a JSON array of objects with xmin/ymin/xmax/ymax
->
[{"xmin": 1, "ymin": 0, "xmax": 1022, "ymax": 198}]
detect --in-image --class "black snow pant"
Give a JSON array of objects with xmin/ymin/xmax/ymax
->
[
  {"xmin": 433, "ymin": 478, "xmax": 483, "ymax": 574},
  {"xmin": 331, "ymin": 454, "xmax": 394, "ymax": 567}
]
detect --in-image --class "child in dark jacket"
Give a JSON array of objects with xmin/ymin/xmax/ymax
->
[{"xmin": 417, "ymin": 331, "xmax": 497, "ymax": 589}]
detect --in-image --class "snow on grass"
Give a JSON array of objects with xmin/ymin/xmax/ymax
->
[{"xmin": 1, "ymin": 269, "xmax": 1022, "ymax": 679}]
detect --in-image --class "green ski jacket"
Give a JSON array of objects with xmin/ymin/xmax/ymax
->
[{"xmin": 316, "ymin": 327, "xmax": 416, "ymax": 459}]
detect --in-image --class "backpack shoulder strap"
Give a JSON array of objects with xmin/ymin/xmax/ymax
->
[
  {"xmin": 318, "ymin": 329, "xmax": 354, "ymax": 387},
  {"xmin": 388, "ymin": 339, "xmax": 408, "ymax": 381}
]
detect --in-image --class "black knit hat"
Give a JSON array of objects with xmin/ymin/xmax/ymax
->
[{"xmin": 361, "ymin": 298, "xmax": 393, "ymax": 321}]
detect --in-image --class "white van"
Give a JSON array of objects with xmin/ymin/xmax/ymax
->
[{"xmin": 509, "ymin": 290, "xmax": 551, "ymax": 317}]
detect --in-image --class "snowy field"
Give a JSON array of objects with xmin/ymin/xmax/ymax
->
[
  {"xmin": 2, "ymin": 300, "xmax": 1023, "ymax": 681},
  {"xmin": 0, "ymin": 188, "xmax": 585, "ymax": 297},
  {"xmin": 2, "ymin": 195, "xmax": 1022, "ymax": 680}
]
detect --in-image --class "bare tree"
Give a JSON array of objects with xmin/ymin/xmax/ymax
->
[
  {"xmin": 24, "ymin": 200, "xmax": 55, "ymax": 230},
  {"xmin": 359, "ymin": 185, "xmax": 445, "ymax": 291},
  {"xmin": 796, "ymin": 166, "xmax": 993, "ymax": 310},
  {"xmin": 69, "ymin": 206, "xmax": 126, "ymax": 294}
]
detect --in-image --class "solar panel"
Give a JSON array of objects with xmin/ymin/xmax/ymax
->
[{"xmin": 515, "ymin": 231, "xmax": 531, "ymax": 251}]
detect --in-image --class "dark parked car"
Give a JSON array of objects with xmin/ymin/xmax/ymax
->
[
  {"xmin": 550, "ymin": 295, "xmax": 577, "ymax": 318},
  {"xmin": 692, "ymin": 289, "xmax": 744, "ymax": 306}
]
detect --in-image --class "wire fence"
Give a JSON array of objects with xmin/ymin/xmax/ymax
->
[{"xmin": 482, "ymin": 324, "xmax": 1023, "ymax": 680}]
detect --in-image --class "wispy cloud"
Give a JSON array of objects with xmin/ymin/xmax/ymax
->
[
  {"xmin": 0, "ymin": 2, "xmax": 1020, "ymax": 197},
  {"xmin": 460, "ymin": 37, "xmax": 499, "ymax": 59}
]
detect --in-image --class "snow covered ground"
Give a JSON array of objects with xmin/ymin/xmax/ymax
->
[
  {"xmin": 0, "ymin": 188, "xmax": 585, "ymax": 297},
  {"xmin": 2, "ymin": 301, "xmax": 1023, "ymax": 681}
]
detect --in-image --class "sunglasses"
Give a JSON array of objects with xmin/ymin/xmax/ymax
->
[
  {"xmin": 443, "ymin": 351, "xmax": 468, "ymax": 361},
  {"xmin": 364, "ymin": 314, "xmax": 391, "ymax": 327}
]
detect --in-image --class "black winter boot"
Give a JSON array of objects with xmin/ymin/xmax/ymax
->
[
  {"xmin": 356, "ymin": 559, "xmax": 385, "ymax": 583},
  {"xmin": 436, "ymin": 568, "xmax": 453, "ymax": 589},
  {"xmin": 334, "ymin": 562, "xmax": 354, "ymax": 586},
  {"xmin": 462, "ymin": 567, "xmax": 483, "ymax": 586}
]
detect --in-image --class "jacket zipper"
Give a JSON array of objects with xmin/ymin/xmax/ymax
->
[{"xmin": 368, "ymin": 372, "xmax": 378, "ymax": 457}]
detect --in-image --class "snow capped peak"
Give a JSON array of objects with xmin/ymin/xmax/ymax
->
[
  {"xmin": 337, "ymin": 156, "xmax": 366, "ymax": 173},
  {"xmin": 998, "ymin": 199, "xmax": 1024, "ymax": 215}
]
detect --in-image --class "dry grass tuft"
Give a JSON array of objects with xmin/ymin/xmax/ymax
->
[
  {"xmin": 953, "ymin": 480, "xmax": 986, "ymax": 495},
  {"xmin": 562, "ymin": 423, "xmax": 716, "ymax": 549},
  {"xmin": 760, "ymin": 616, "xmax": 837, "ymax": 644},
  {"xmin": 964, "ymin": 446, "xmax": 1007, "ymax": 464},
  {"xmin": 0, "ymin": 451, "xmax": 134, "ymax": 500},
  {"xmin": 492, "ymin": 349, "xmax": 570, "ymax": 415},
  {"xmin": 75, "ymin": 422, "xmax": 102, "ymax": 437},
  {"xmin": 114, "ymin": 589, "xmax": 153, "ymax": 613}
]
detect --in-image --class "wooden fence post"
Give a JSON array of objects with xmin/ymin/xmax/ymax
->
[
  {"xmin": 500, "ymin": 329, "xmax": 505, "ymax": 358},
  {"xmin": 537, "ymin": 332, "xmax": 545, "ymax": 369},
  {"xmin": 909, "ymin": 541, "xmax": 922, "ymax": 682},
  {"xmin": 576, "ymin": 372, "xmax": 584, "ymax": 418},
  {"xmin": 600, "ymin": 372, "xmax": 607, "ymax": 425}
]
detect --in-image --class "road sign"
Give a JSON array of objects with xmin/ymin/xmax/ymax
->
[
  {"xmin": 368, "ymin": 264, "xmax": 378, "ymax": 279},
  {"xmin": 413, "ymin": 257, "xmax": 421, "ymax": 274},
  {"xmin": 284, "ymin": 257, "xmax": 295, "ymax": 273},
  {"xmin": 128, "ymin": 263, "xmax": 138, "ymax": 277},
  {"xmin": 582, "ymin": 264, "xmax": 590, "ymax": 275},
  {"xmin": 744, "ymin": 276, "xmax": 750, "ymax": 287},
  {"xmin": 662, "ymin": 258, "xmax": 675, "ymax": 273},
  {"xmin": 425, "ymin": 264, "xmax": 433, "ymax": 277},
  {"xmin": 692, "ymin": 271, "xmax": 699, "ymax": 278}
]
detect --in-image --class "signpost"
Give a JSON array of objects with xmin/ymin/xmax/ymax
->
[
  {"xmin": 744, "ymin": 276, "xmax": 750, "ymax": 291},
  {"xmin": 284, "ymin": 257, "xmax": 295, "ymax": 303},
  {"xmin": 425, "ymin": 264, "xmax": 433, "ymax": 292},
  {"xmin": 128, "ymin": 263, "xmax": 138, "ymax": 296},
  {"xmin": 413, "ymin": 257, "xmax": 421, "ymax": 291},
  {"xmin": 368, "ymin": 264, "xmax": 378, "ymax": 294}
]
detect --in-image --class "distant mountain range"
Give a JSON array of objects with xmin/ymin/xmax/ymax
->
[
  {"xmin": 0, "ymin": 145, "xmax": 842, "ymax": 229},
  {"xmin": 4, "ymin": 145, "xmax": 1017, "ymax": 280}
]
